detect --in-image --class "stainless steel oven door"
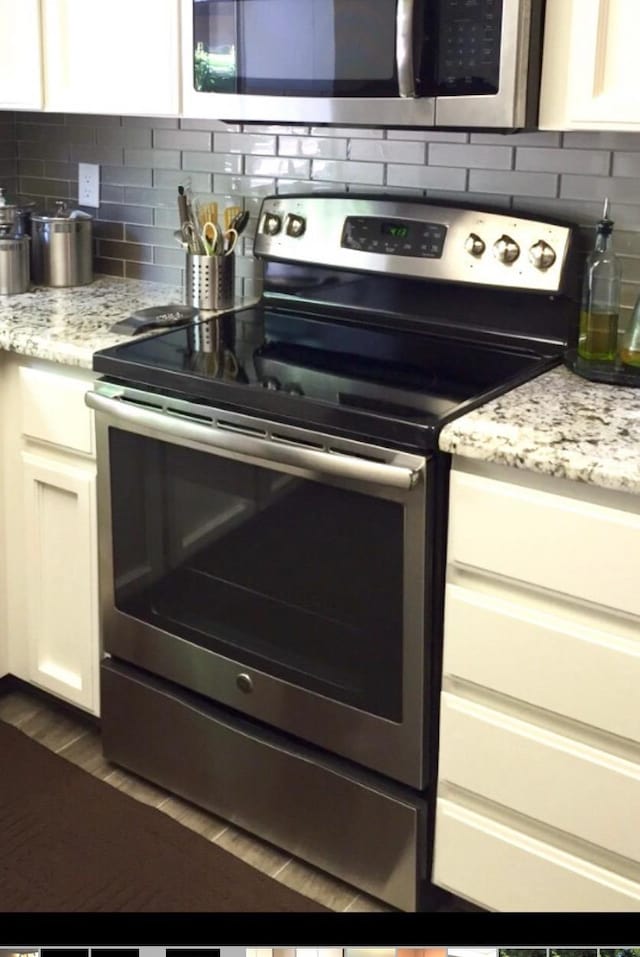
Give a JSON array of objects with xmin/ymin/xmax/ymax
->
[{"xmin": 87, "ymin": 382, "xmax": 430, "ymax": 789}]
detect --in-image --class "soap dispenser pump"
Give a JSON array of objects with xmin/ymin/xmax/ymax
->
[{"xmin": 578, "ymin": 198, "xmax": 621, "ymax": 364}]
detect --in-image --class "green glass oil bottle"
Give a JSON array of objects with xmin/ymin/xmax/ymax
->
[{"xmin": 578, "ymin": 198, "xmax": 621, "ymax": 363}]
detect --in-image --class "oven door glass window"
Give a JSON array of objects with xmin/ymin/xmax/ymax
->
[
  {"xmin": 109, "ymin": 429, "xmax": 404, "ymax": 720},
  {"xmin": 193, "ymin": 0, "xmax": 399, "ymax": 96}
]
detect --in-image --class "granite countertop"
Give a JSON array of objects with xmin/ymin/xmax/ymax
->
[
  {"xmin": 439, "ymin": 364, "xmax": 640, "ymax": 496},
  {"xmin": 4, "ymin": 279, "xmax": 639, "ymax": 496},
  {"xmin": 0, "ymin": 275, "xmax": 186, "ymax": 369}
]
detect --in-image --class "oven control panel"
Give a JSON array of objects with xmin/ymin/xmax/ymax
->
[
  {"xmin": 341, "ymin": 217, "xmax": 448, "ymax": 259},
  {"xmin": 255, "ymin": 195, "xmax": 575, "ymax": 294}
]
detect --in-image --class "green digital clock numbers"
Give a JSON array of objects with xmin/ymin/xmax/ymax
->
[{"xmin": 381, "ymin": 221, "xmax": 409, "ymax": 239}]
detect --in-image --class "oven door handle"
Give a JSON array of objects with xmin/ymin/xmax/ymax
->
[
  {"xmin": 86, "ymin": 390, "xmax": 425, "ymax": 491},
  {"xmin": 396, "ymin": 0, "xmax": 416, "ymax": 98}
]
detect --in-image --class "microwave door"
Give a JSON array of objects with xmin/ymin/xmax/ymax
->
[
  {"xmin": 434, "ymin": 0, "xmax": 542, "ymax": 130},
  {"xmin": 190, "ymin": 0, "xmax": 436, "ymax": 128}
]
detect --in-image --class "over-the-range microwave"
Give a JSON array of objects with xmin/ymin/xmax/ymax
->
[{"xmin": 186, "ymin": 0, "xmax": 545, "ymax": 130}]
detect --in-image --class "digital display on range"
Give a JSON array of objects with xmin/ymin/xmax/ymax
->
[
  {"xmin": 342, "ymin": 216, "xmax": 448, "ymax": 259},
  {"xmin": 381, "ymin": 221, "xmax": 410, "ymax": 238}
]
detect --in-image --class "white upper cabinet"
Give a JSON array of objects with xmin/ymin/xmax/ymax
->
[
  {"xmin": 41, "ymin": 0, "xmax": 180, "ymax": 116},
  {"xmin": 0, "ymin": 0, "xmax": 43, "ymax": 109},
  {"xmin": 539, "ymin": 0, "xmax": 640, "ymax": 130}
]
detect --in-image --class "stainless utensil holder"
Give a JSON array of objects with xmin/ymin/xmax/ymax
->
[{"xmin": 186, "ymin": 253, "xmax": 235, "ymax": 312}]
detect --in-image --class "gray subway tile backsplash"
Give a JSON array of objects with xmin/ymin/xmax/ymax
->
[
  {"xmin": 428, "ymin": 143, "xmax": 513, "ymax": 170},
  {"xmin": 4, "ymin": 111, "xmax": 640, "ymax": 330},
  {"xmin": 515, "ymin": 146, "xmax": 611, "ymax": 175},
  {"xmin": 469, "ymin": 168, "xmax": 559, "ymax": 198},
  {"xmin": 348, "ymin": 139, "xmax": 426, "ymax": 164},
  {"xmin": 387, "ymin": 163, "xmax": 467, "ymax": 191},
  {"xmin": 278, "ymin": 135, "xmax": 348, "ymax": 160}
]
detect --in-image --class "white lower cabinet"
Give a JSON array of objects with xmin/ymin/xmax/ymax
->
[
  {"xmin": 433, "ymin": 458, "xmax": 640, "ymax": 911},
  {"xmin": 0, "ymin": 355, "xmax": 100, "ymax": 715},
  {"xmin": 22, "ymin": 452, "xmax": 98, "ymax": 712}
]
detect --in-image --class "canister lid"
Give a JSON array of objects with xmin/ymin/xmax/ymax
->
[{"xmin": 32, "ymin": 200, "xmax": 93, "ymax": 223}]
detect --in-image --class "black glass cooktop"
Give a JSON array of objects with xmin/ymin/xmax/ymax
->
[{"xmin": 94, "ymin": 303, "xmax": 561, "ymax": 449}]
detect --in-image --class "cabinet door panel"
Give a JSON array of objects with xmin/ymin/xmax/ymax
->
[
  {"xmin": 23, "ymin": 452, "xmax": 99, "ymax": 714},
  {"xmin": 42, "ymin": 0, "xmax": 180, "ymax": 115},
  {"xmin": 439, "ymin": 692, "xmax": 640, "ymax": 863},
  {"xmin": 540, "ymin": 0, "xmax": 640, "ymax": 130},
  {"xmin": 444, "ymin": 583, "xmax": 640, "ymax": 744},
  {"xmin": 434, "ymin": 797, "xmax": 640, "ymax": 911},
  {"xmin": 20, "ymin": 365, "xmax": 95, "ymax": 455},
  {"xmin": 0, "ymin": 0, "xmax": 43, "ymax": 109},
  {"xmin": 448, "ymin": 470, "xmax": 640, "ymax": 618}
]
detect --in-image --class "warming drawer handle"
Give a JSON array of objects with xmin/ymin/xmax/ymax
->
[
  {"xmin": 396, "ymin": 0, "xmax": 417, "ymax": 98},
  {"xmin": 85, "ymin": 390, "xmax": 425, "ymax": 491}
]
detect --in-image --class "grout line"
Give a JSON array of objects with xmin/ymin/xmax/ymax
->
[
  {"xmin": 341, "ymin": 892, "xmax": 361, "ymax": 912},
  {"xmin": 54, "ymin": 729, "xmax": 89, "ymax": 755},
  {"xmin": 271, "ymin": 857, "xmax": 294, "ymax": 879}
]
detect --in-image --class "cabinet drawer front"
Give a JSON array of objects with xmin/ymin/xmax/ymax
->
[
  {"xmin": 444, "ymin": 584, "xmax": 640, "ymax": 743},
  {"xmin": 20, "ymin": 365, "xmax": 94, "ymax": 455},
  {"xmin": 439, "ymin": 693, "xmax": 640, "ymax": 863},
  {"xmin": 433, "ymin": 797, "xmax": 640, "ymax": 911},
  {"xmin": 448, "ymin": 470, "xmax": 640, "ymax": 617}
]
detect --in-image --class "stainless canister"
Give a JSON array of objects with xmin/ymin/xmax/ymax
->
[
  {"xmin": 31, "ymin": 202, "xmax": 93, "ymax": 287},
  {"xmin": 186, "ymin": 252, "xmax": 235, "ymax": 312},
  {"xmin": 0, "ymin": 236, "xmax": 30, "ymax": 295}
]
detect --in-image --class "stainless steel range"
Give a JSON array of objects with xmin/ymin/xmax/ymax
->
[{"xmin": 88, "ymin": 194, "xmax": 579, "ymax": 911}]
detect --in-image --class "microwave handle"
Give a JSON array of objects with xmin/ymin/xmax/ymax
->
[
  {"xmin": 86, "ymin": 389, "xmax": 425, "ymax": 491},
  {"xmin": 396, "ymin": 0, "xmax": 416, "ymax": 97}
]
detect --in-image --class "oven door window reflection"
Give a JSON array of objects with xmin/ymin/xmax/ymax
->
[{"xmin": 110, "ymin": 430, "xmax": 404, "ymax": 720}]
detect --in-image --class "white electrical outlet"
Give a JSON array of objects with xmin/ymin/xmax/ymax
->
[{"xmin": 78, "ymin": 162, "xmax": 100, "ymax": 208}]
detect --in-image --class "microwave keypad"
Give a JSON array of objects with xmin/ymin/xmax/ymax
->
[
  {"xmin": 341, "ymin": 218, "xmax": 448, "ymax": 259},
  {"xmin": 436, "ymin": 0, "xmax": 502, "ymax": 94}
]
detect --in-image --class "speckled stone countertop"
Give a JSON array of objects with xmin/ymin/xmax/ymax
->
[
  {"xmin": 0, "ymin": 275, "xmax": 185, "ymax": 369},
  {"xmin": 439, "ymin": 364, "xmax": 640, "ymax": 495}
]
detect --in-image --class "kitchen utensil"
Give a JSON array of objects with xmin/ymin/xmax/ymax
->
[
  {"xmin": 196, "ymin": 198, "xmax": 219, "ymax": 230},
  {"xmin": 200, "ymin": 221, "xmax": 221, "ymax": 256},
  {"xmin": 223, "ymin": 227, "xmax": 238, "ymax": 255},
  {"xmin": 181, "ymin": 222, "xmax": 202, "ymax": 254},
  {"xmin": 0, "ymin": 235, "xmax": 30, "ymax": 295},
  {"xmin": 229, "ymin": 209, "xmax": 250, "ymax": 237},
  {"xmin": 177, "ymin": 185, "xmax": 189, "ymax": 233},
  {"xmin": 110, "ymin": 304, "xmax": 199, "ymax": 335},
  {"xmin": 31, "ymin": 201, "xmax": 93, "ymax": 287},
  {"xmin": 223, "ymin": 205, "xmax": 242, "ymax": 231}
]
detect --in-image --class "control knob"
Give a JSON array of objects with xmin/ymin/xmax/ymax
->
[
  {"xmin": 493, "ymin": 234, "xmax": 520, "ymax": 264},
  {"xmin": 262, "ymin": 212, "xmax": 282, "ymax": 236},
  {"xmin": 465, "ymin": 233, "xmax": 486, "ymax": 257},
  {"xmin": 285, "ymin": 214, "xmax": 306, "ymax": 238},
  {"xmin": 529, "ymin": 240, "xmax": 557, "ymax": 270}
]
